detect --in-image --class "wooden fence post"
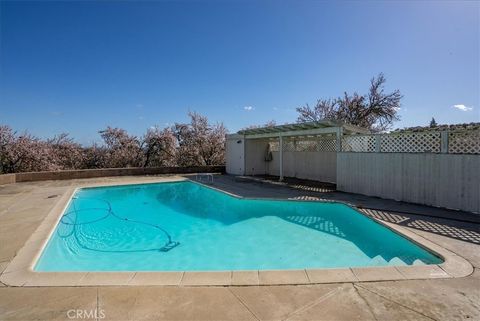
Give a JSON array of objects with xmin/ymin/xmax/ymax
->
[
  {"xmin": 441, "ymin": 131, "xmax": 449, "ymax": 154},
  {"xmin": 375, "ymin": 135, "xmax": 381, "ymax": 153}
]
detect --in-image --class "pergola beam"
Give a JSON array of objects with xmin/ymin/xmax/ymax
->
[
  {"xmin": 244, "ymin": 127, "xmax": 339, "ymax": 139},
  {"xmin": 238, "ymin": 120, "xmax": 370, "ymax": 138}
]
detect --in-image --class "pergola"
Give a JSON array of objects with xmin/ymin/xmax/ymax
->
[{"xmin": 236, "ymin": 120, "xmax": 369, "ymax": 180}]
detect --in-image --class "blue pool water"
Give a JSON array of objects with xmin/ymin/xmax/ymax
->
[{"xmin": 35, "ymin": 181, "xmax": 442, "ymax": 271}]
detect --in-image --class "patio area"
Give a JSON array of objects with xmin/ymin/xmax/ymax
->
[{"xmin": 0, "ymin": 174, "xmax": 479, "ymax": 321}]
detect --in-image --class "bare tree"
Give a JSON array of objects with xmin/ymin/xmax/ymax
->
[
  {"xmin": 0, "ymin": 126, "xmax": 53, "ymax": 173},
  {"xmin": 0, "ymin": 112, "xmax": 227, "ymax": 173},
  {"xmin": 82, "ymin": 143, "xmax": 107, "ymax": 169},
  {"xmin": 296, "ymin": 73, "xmax": 402, "ymax": 132},
  {"xmin": 200, "ymin": 121, "xmax": 227, "ymax": 165},
  {"xmin": 47, "ymin": 133, "xmax": 84, "ymax": 170},
  {"xmin": 0, "ymin": 126, "xmax": 16, "ymax": 173},
  {"xmin": 98, "ymin": 127, "xmax": 143, "ymax": 168},
  {"xmin": 295, "ymin": 99, "xmax": 338, "ymax": 123},
  {"xmin": 173, "ymin": 112, "xmax": 227, "ymax": 166},
  {"xmin": 142, "ymin": 126, "xmax": 177, "ymax": 167}
]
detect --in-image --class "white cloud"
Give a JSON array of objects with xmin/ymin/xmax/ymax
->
[
  {"xmin": 244, "ymin": 106, "xmax": 254, "ymax": 111},
  {"xmin": 273, "ymin": 107, "xmax": 279, "ymax": 111},
  {"xmin": 452, "ymin": 104, "xmax": 473, "ymax": 112}
]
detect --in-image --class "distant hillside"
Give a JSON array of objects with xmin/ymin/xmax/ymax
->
[{"xmin": 393, "ymin": 122, "xmax": 480, "ymax": 133}]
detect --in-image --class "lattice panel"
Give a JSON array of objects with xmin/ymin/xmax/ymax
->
[
  {"xmin": 270, "ymin": 130, "xmax": 479, "ymax": 154},
  {"xmin": 268, "ymin": 141, "xmax": 279, "ymax": 152},
  {"xmin": 342, "ymin": 135, "xmax": 376, "ymax": 152},
  {"xmin": 287, "ymin": 137, "xmax": 337, "ymax": 152},
  {"xmin": 295, "ymin": 140, "xmax": 318, "ymax": 152},
  {"xmin": 449, "ymin": 130, "xmax": 480, "ymax": 154},
  {"xmin": 283, "ymin": 141, "xmax": 296, "ymax": 152},
  {"xmin": 317, "ymin": 138, "xmax": 337, "ymax": 152},
  {"xmin": 380, "ymin": 132, "xmax": 441, "ymax": 153},
  {"xmin": 269, "ymin": 137, "xmax": 336, "ymax": 152}
]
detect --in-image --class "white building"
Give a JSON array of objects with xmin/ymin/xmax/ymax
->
[
  {"xmin": 226, "ymin": 120, "xmax": 369, "ymax": 182},
  {"xmin": 226, "ymin": 121, "xmax": 480, "ymax": 213}
]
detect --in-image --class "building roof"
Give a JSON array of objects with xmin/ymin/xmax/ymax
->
[{"xmin": 237, "ymin": 120, "xmax": 370, "ymax": 138}]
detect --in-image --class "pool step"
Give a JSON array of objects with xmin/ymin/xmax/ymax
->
[{"xmin": 371, "ymin": 255, "xmax": 427, "ymax": 266}]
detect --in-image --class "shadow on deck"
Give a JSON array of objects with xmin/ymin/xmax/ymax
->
[{"xmin": 191, "ymin": 174, "xmax": 480, "ymax": 245}]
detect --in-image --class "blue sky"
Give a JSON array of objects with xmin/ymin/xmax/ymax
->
[{"xmin": 1, "ymin": 1, "xmax": 479, "ymax": 144}]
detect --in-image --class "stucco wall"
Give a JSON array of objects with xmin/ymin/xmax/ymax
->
[
  {"xmin": 337, "ymin": 153, "xmax": 480, "ymax": 213},
  {"xmin": 244, "ymin": 139, "xmax": 269, "ymax": 176},
  {"xmin": 226, "ymin": 135, "xmax": 245, "ymax": 175},
  {"xmin": 0, "ymin": 174, "xmax": 16, "ymax": 185},
  {"xmin": 267, "ymin": 151, "xmax": 337, "ymax": 183},
  {"xmin": 0, "ymin": 166, "xmax": 225, "ymax": 185}
]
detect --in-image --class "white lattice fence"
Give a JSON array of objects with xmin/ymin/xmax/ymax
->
[
  {"xmin": 317, "ymin": 137, "xmax": 337, "ymax": 152},
  {"xmin": 342, "ymin": 130, "xmax": 479, "ymax": 154},
  {"xmin": 271, "ymin": 130, "xmax": 479, "ymax": 154},
  {"xmin": 342, "ymin": 135, "xmax": 376, "ymax": 152},
  {"xmin": 269, "ymin": 136, "xmax": 337, "ymax": 152},
  {"xmin": 380, "ymin": 132, "xmax": 441, "ymax": 153},
  {"xmin": 295, "ymin": 140, "xmax": 318, "ymax": 152},
  {"xmin": 268, "ymin": 141, "xmax": 279, "ymax": 152},
  {"xmin": 283, "ymin": 141, "xmax": 296, "ymax": 152},
  {"xmin": 449, "ymin": 130, "xmax": 480, "ymax": 154}
]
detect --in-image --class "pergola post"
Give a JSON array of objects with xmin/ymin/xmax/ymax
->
[
  {"xmin": 335, "ymin": 127, "xmax": 343, "ymax": 152},
  {"xmin": 279, "ymin": 135, "xmax": 284, "ymax": 181},
  {"xmin": 441, "ymin": 130, "xmax": 449, "ymax": 154}
]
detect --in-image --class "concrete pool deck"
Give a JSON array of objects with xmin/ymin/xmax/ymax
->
[{"xmin": 0, "ymin": 174, "xmax": 479, "ymax": 320}]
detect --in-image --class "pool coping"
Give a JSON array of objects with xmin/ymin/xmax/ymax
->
[{"xmin": 0, "ymin": 176, "xmax": 473, "ymax": 287}]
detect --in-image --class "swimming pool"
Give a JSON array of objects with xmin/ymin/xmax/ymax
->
[{"xmin": 34, "ymin": 181, "xmax": 442, "ymax": 271}]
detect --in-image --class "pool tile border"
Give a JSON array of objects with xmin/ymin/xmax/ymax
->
[{"xmin": 0, "ymin": 176, "xmax": 473, "ymax": 287}]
